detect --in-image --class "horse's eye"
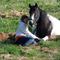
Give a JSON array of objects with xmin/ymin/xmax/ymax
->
[{"xmin": 33, "ymin": 8, "xmax": 35, "ymax": 11}]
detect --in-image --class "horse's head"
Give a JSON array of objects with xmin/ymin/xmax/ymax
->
[{"xmin": 29, "ymin": 3, "xmax": 40, "ymax": 24}]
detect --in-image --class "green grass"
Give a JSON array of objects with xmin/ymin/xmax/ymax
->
[
  {"xmin": 0, "ymin": 18, "xmax": 19, "ymax": 32},
  {"xmin": 0, "ymin": 0, "xmax": 60, "ymax": 18},
  {"xmin": 0, "ymin": 0, "xmax": 60, "ymax": 60},
  {"xmin": 0, "ymin": 40, "xmax": 60, "ymax": 60}
]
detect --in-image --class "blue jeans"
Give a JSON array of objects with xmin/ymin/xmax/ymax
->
[
  {"xmin": 15, "ymin": 36, "xmax": 37, "ymax": 46},
  {"xmin": 24, "ymin": 38, "xmax": 37, "ymax": 46}
]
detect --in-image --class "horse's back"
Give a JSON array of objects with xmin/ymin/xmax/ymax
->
[{"xmin": 47, "ymin": 14, "xmax": 60, "ymax": 24}]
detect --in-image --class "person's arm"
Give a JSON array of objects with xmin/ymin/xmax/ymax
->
[{"xmin": 26, "ymin": 27, "xmax": 40, "ymax": 40}]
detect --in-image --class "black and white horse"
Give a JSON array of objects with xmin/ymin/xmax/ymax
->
[{"xmin": 29, "ymin": 3, "xmax": 60, "ymax": 41}]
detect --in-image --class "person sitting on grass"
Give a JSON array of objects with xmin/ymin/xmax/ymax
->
[{"xmin": 15, "ymin": 15, "xmax": 40, "ymax": 46}]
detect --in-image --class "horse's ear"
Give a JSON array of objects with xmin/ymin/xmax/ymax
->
[
  {"xmin": 29, "ymin": 4, "xmax": 31, "ymax": 8},
  {"xmin": 35, "ymin": 3, "xmax": 38, "ymax": 7}
]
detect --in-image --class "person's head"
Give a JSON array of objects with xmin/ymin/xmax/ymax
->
[{"xmin": 21, "ymin": 15, "xmax": 30, "ymax": 24}]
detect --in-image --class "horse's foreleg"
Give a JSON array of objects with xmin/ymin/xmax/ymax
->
[
  {"xmin": 42, "ymin": 34, "xmax": 58, "ymax": 41},
  {"xmin": 42, "ymin": 36, "xmax": 49, "ymax": 41}
]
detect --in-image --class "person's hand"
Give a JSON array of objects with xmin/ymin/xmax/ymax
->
[{"xmin": 34, "ymin": 38, "xmax": 40, "ymax": 43}]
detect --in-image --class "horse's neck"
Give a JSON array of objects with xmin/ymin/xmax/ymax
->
[
  {"xmin": 38, "ymin": 11, "xmax": 47, "ymax": 23},
  {"xmin": 35, "ymin": 8, "xmax": 40, "ymax": 21}
]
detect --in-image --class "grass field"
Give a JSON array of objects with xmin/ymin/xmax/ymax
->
[{"xmin": 0, "ymin": 0, "xmax": 60, "ymax": 60}]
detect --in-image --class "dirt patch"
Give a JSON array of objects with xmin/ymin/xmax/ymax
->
[
  {"xmin": 0, "ymin": 10, "xmax": 27, "ymax": 18},
  {"xmin": 40, "ymin": 47, "xmax": 58, "ymax": 54},
  {"xmin": 0, "ymin": 54, "xmax": 29, "ymax": 60},
  {"xmin": 0, "ymin": 32, "xmax": 16, "ymax": 43}
]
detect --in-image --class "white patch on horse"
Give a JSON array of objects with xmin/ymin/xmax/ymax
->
[
  {"xmin": 31, "ymin": 14, "xmax": 34, "ymax": 20},
  {"xmin": 47, "ymin": 14, "xmax": 60, "ymax": 36},
  {"xmin": 43, "ymin": 14, "xmax": 60, "ymax": 41}
]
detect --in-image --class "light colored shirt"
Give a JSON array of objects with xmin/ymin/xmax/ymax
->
[{"xmin": 16, "ymin": 20, "xmax": 39, "ymax": 39}]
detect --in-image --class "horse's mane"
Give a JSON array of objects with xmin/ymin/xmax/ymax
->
[{"xmin": 37, "ymin": 7, "xmax": 47, "ymax": 22}]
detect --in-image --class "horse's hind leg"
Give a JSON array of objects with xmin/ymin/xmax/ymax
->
[{"xmin": 47, "ymin": 35, "xmax": 60, "ymax": 41}]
